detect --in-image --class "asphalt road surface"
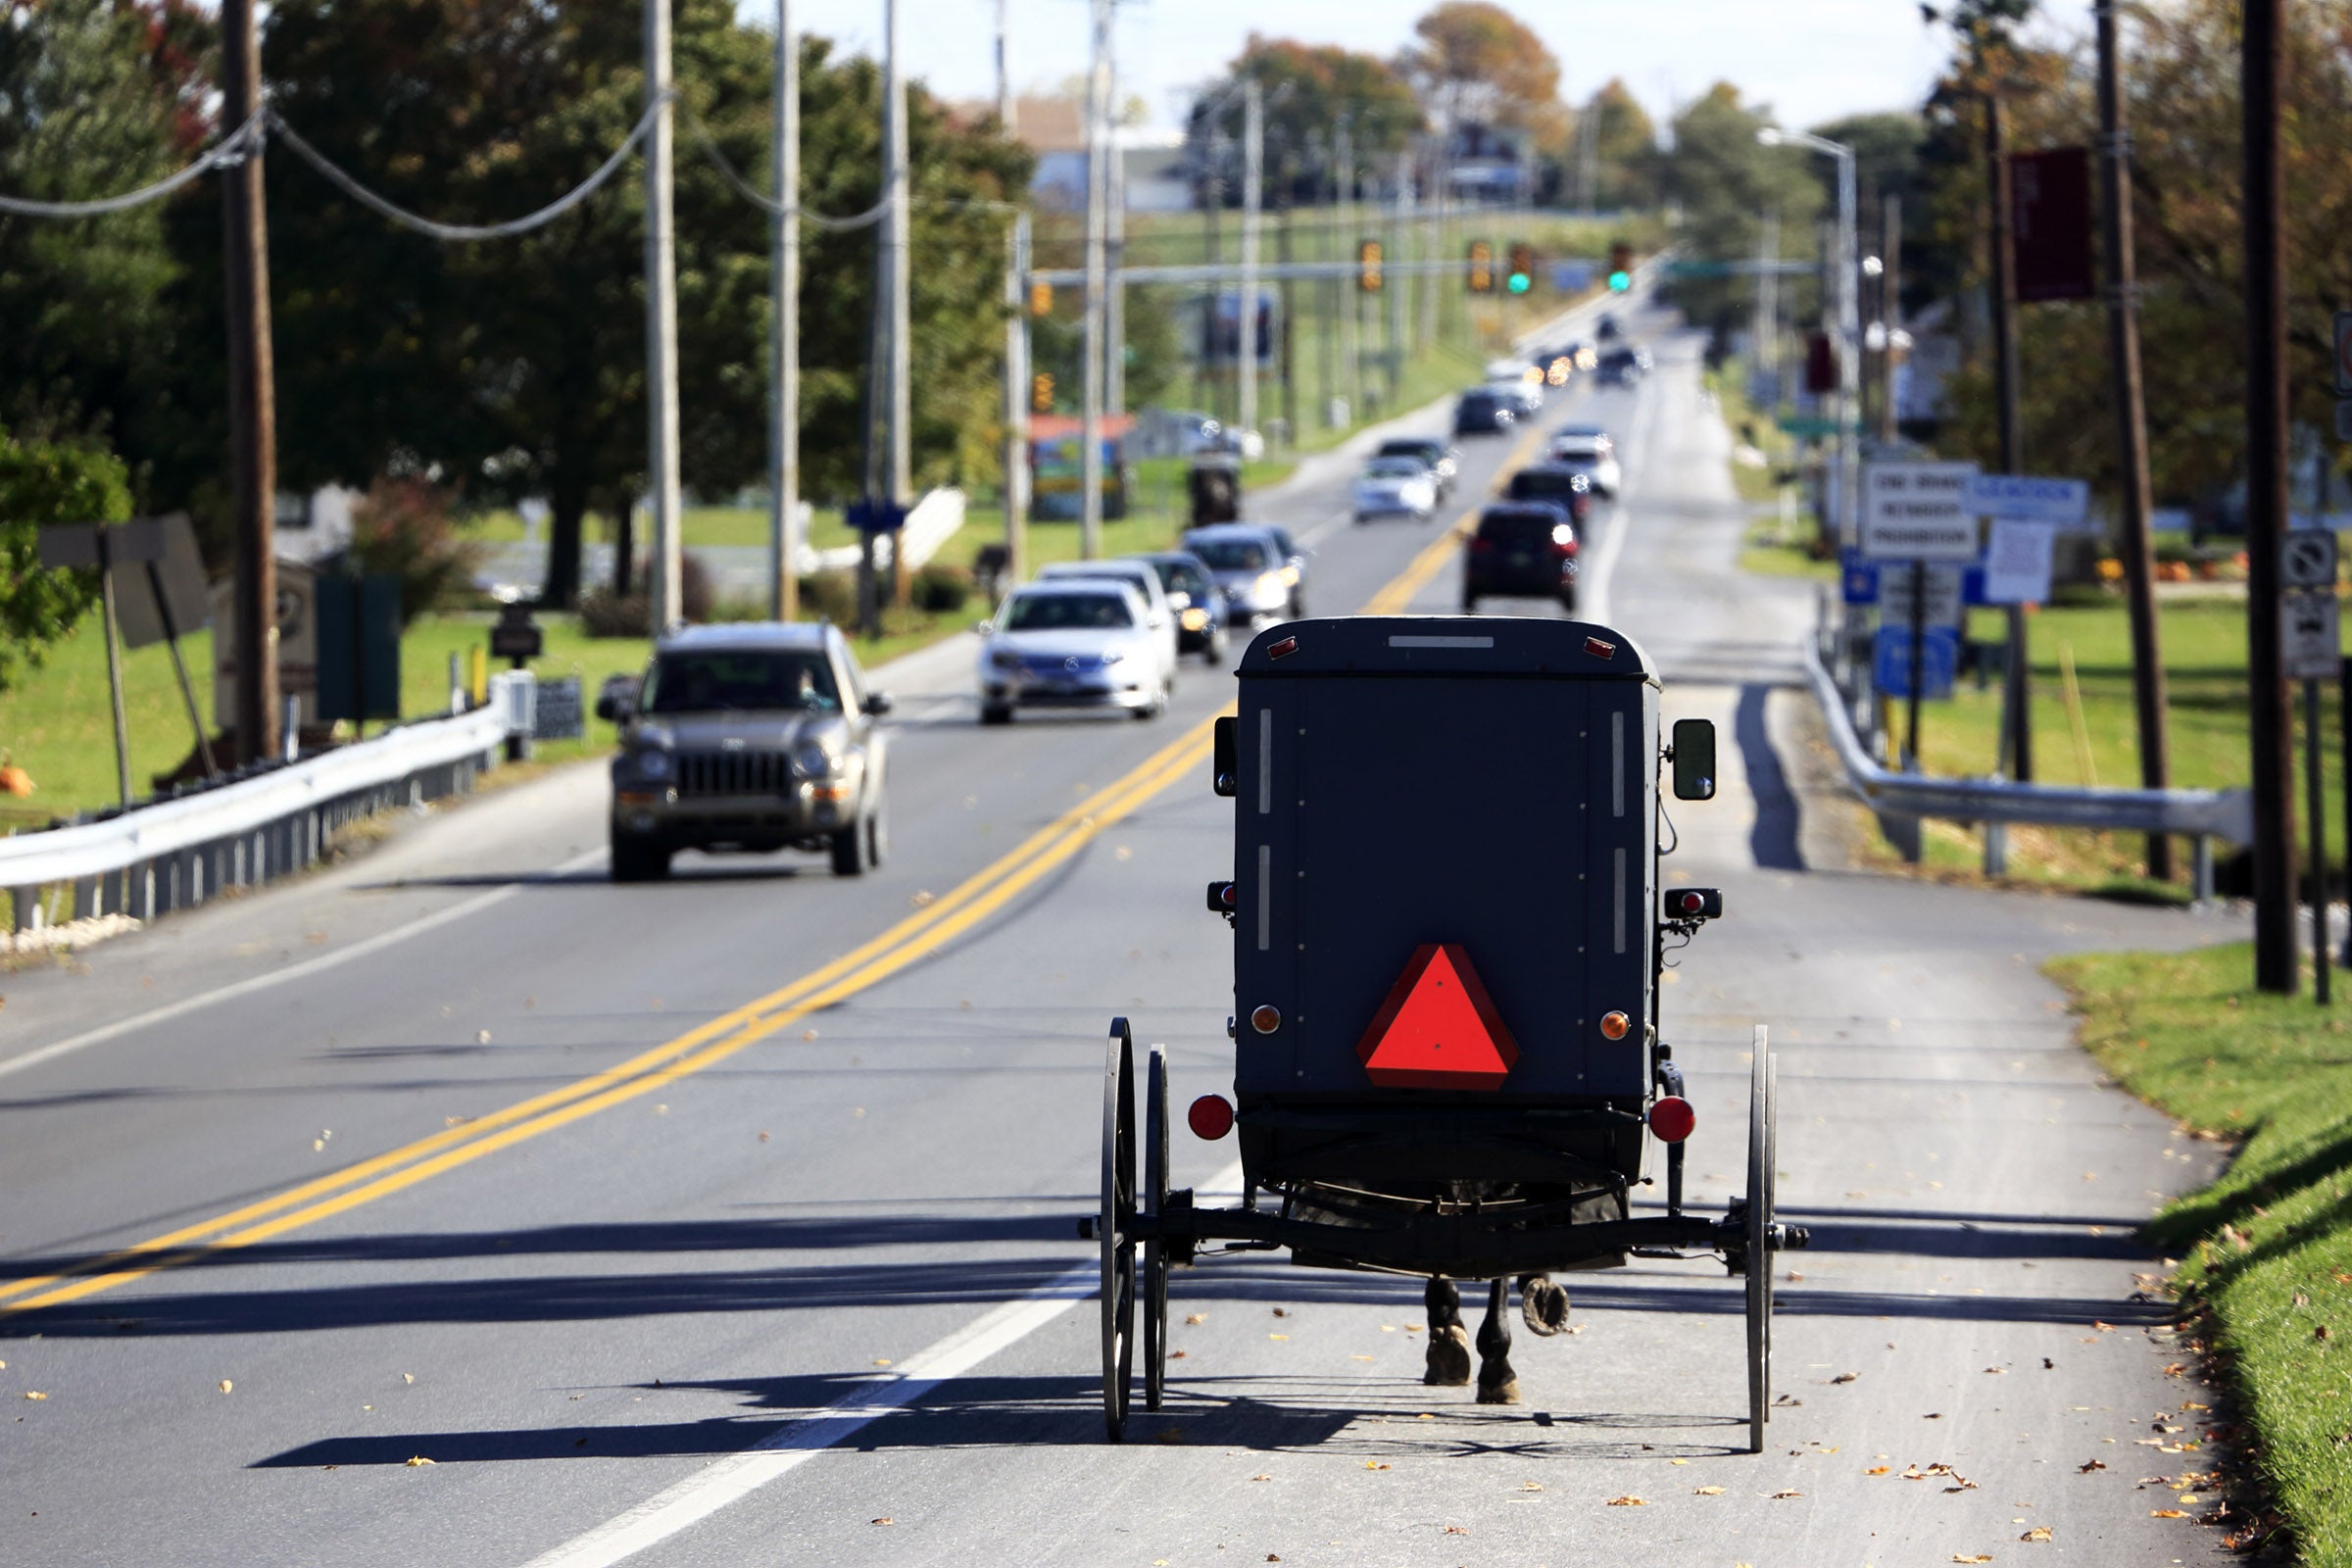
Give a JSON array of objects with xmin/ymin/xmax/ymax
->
[{"xmin": 2, "ymin": 299, "xmax": 2252, "ymax": 1567}]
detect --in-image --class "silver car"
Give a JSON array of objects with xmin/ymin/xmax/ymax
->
[
  {"xmin": 1353, "ymin": 456, "xmax": 1439, "ymax": 523},
  {"xmin": 978, "ymin": 580, "xmax": 1171, "ymax": 724},
  {"xmin": 1182, "ymin": 522, "xmax": 1308, "ymax": 623},
  {"xmin": 600, "ymin": 622, "xmax": 890, "ymax": 883},
  {"xmin": 1036, "ymin": 558, "xmax": 1183, "ymax": 676}
]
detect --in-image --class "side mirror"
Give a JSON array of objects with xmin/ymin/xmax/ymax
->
[
  {"xmin": 1212, "ymin": 714, "xmax": 1238, "ymax": 797},
  {"xmin": 595, "ymin": 674, "xmax": 641, "ymax": 724},
  {"xmin": 973, "ymin": 619, "xmax": 994, "ymax": 636},
  {"xmin": 1671, "ymin": 717, "xmax": 1717, "ymax": 801},
  {"xmin": 863, "ymin": 690, "xmax": 893, "ymax": 716}
]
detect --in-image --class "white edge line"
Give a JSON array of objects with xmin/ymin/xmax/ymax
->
[
  {"xmin": 520, "ymin": 1157, "xmax": 1250, "ymax": 1568},
  {"xmin": 0, "ymin": 847, "xmax": 608, "ymax": 1082}
]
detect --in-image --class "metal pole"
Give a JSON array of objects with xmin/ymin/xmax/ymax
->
[
  {"xmin": 2244, "ymin": 0, "xmax": 2297, "ymax": 992},
  {"xmin": 1106, "ymin": 27, "xmax": 1126, "ymax": 420},
  {"xmin": 1986, "ymin": 95, "xmax": 2032, "ymax": 784},
  {"xmin": 147, "ymin": 559, "xmax": 219, "ymax": 779},
  {"xmin": 221, "ymin": 0, "xmax": 278, "ymax": 765},
  {"xmin": 1879, "ymin": 192, "xmax": 1901, "ymax": 445},
  {"xmin": 1004, "ymin": 210, "xmax": 1031, "ymax": 583},
  {"xmin": 2308, "ymin": 676, "xmax": 2331, "ymax": 1004},
  {"xmin": 1276, "ymin": 202, "xmax": 1297, "ymax": 446},
  {"xmin": 769, "ymin": 0, "xmax": 800, "ymax": 622},
  {"xmin": 1835, "ymin": 144, "xmax": 1859, "ymax": 553},
  {"xmin": 994, "ymin": 0, "xmax": 1013, "ymax": 133},
  {"xmin": 1386, "ymin": 158, "xmax": 1406, "ymax": 396},
  {"xmin": 1079, "ymin": 0, "xmax": 1109, "ymax": 559},
  {"xmin": 2096, "ymin": 0, "xmax": 2173, "ymax": 882},
  {"xmin": 1336, "ymin": 119, "xmax": 1359, "ymax": 421},
  {"xmin": 644, "ymin": 0, "xmax": 684, "ymax": 631},
  {"xmin": 1905, "ymin": 561, "xmax": 1926, "ymax": 770},
  {"xmin": 1238, "ymin": 78, "xmax": 1262, "ymax": 445},
  {"xmin": 97, "ymin": 528, "xmax": 132, "ymax": 808},
  {"xmin": 1758, "ymin": 208, "xmax": 1780, "ymax": 382},
  {"xmin": 885, "ymin": 0, "xmax": 911, "ymax": 606}
]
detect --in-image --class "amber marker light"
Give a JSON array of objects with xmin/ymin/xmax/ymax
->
[{"xmin": 1599, "ymin": 1011, "xmax": 1632, "ymax": 1041}]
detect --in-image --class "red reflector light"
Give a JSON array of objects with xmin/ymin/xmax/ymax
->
[
  {"xmin": 1250, "ymin": 1004, "xmax": 1283, "ymax": 1034},
  {"xmin": 1267, "ymin": 636, "xmax": 1298, "ymax": 661},
  {"xmin": 1188, "ymin": 1094, "xmax": 1235, "ymax": 1141},
  {"xmin": 1647, "ymin": 1095, "xmax": 1696, "ymax": 1143},
  {"xmin": 1676, "ymin": 891, "xmax": 1704, "ymax": 914},
  {"xmin": 1584, "ymin": 636, "xmax": 1616, "ymax": 660}
]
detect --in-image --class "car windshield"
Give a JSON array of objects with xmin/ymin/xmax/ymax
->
[
  {"xmin": 1364, "ymin": 459, "xmax": 1423, "ymax": 478},
  {"xmin": 1378, "ymin": 440, "xmax": 1436, "ymax": 460},
  {"xmin": 643, "ymin": 649, "xmax": 839, "ymax": 713},
  {"xmin": 1004, "ymin": 592, "xmax": 1135, "ymax": 630},
  {"xmin": 1155, "ymin": 560, "xmax": 1210, "ymax": 597},
  {"xmin": 1191, "ymin": 538, "xmax": 1271, "ymax": 571}
]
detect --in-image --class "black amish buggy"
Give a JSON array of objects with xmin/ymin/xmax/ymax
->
[
  {"xmin": 1084, "ymin": 615, "xmax": 1806, "ymax": 1450},
  {"xmin": 1188, "ymin": 454, "xmax": 1243, "ymax": 527}
]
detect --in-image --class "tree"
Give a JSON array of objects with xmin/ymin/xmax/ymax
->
[
  {"xmin": 1192, "ymin": 36, "xmax": 1422, "ymax": 203},
  {"xmin": 0, "ymin": 426, "xmax": 125, "ymax": 696},
  {"xmin": 1400, "ymin": 2, "xmax": 1565, "ymax": 149},
  {"xmin": 1661, "ymin": 84, "xmax": 1827, "ymax": 338},
  {"xmin": 1576, "ymin": 78, "xmax": 1657, "ymax": 211}
]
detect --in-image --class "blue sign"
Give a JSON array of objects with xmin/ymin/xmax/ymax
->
[
  {"xmin": 1873, "ymin": 625, "xmax": 1958, "ymax": 700},
  {"xmin": 846, "ymin": 498, "xmax": 909, "ymax": 535},
  {"xmin": 1840, "ymin": 550, "xmax": 1880, "ymax": 606}
]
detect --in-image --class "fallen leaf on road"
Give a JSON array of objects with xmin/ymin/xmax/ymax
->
[
  {"xmin": 1521, "ymin": 1481, "xmax": 1544, "ymax": 1492},
  {"xmin": 402, "ymin": 1373, "xmax": 416, "ymax": 1385},
  {"xmin": 1831, "ymin": 1372, "xmax": 1859, "ymax": 1384},
  {"xmin": 1250, "ymin": 1474, "xmax": 1272, "ymax": 1482},
  {"xmin": 1186, "ymin": 1313, "xmax": 1207, "ymax": 1325},
  {"xmin": 476, "ymin": 1030, "xmax": 491, "ymax": 1045},
  {"xmin": 1444, "ymin": 1526, "xmax": 1468, "ymax": 1534},
  {"xmin": 24, "ymin": 1391, "xmax": 46, "ymax": 1400},
  {"xmin": 870, "ymin": 1517, "xmax": 893, "ymax": 1526},
  {"xmin": 1171, "ymin": 1350, "xmax": 1187, "ymax": 1359},
  {"xmin": 1271, "ymin": 1307, "xmax": 1289, "ymax": 1318},
  {"xmin": 1363, "ymin": 1461, "xmax": 1390, "ymax": 1471},
  {"xmin": 1403, "ymin": 1323, "xmax": 1425, "ymax": 1332},
  {"xmin": 405, "ymin": 1456, "xmax": 433, "ymax": 1467},
  {"xmin": 1866, "ymin": 1466, "xmax": 1891, "ymax": 1476},
  {"xmin": 1268, "ymin": 1334, "xmax": 1289, "ymax": 1342},
  {"xmin": 2078, "ymin": 1459, "xmax": 2106, "ymax": 1473},
  {"xmin": 1416, "ymin": 1413, "xmax": 1435, "ymax": 1421},
  {"xmin": 802, "ymin": 1029, "xmax": 817, "ymax": 1041},
  {"xmin": 1771, "ymin": 1490, "xmax": 1803, "ymax": 1499},
  {"xmin": 218, "ymin": 1380, "xmax": 232, "ymax": 1394},
  {"xmin": 1984, "ymin": 1366, "xmax": 2006, "ymax": 1374},
  {"xmin": 759, "ymin": 1131, "xmax": 768, "ymax": 1142},
  {"xmin": 1952, "ymin": 1556, "xmax": 1992, "ymax": 1564},
  {"xmin": 873, "ymin": 1359, "xmax": 892, "ymax": 1367},
  {"xmin": 1351, "ymin": 1354, "xmax": 1375, "ymax": 1361},
  {"xmin": 1694, "ymin": 1486, "xmax": 1726, "ymax": 1495},
  {"xmin": 2151, "ymin": 1508, "xmax": 2186, "ymax": 1518},
  {"xmin": 1924, "ymin": 1412, "xmax": 1943, "ymax": 1419},
  {"xmin": 908, "ymin": 890, "xmax": 935, "ymax": 906},
  {"xmin": 1605, "ymin": 1495, "xmax": 1645, "ymax": 1506},
  {"xmin": 2021, "ymin": 1525, "xmax": 2052, "ymax": 1542},
  {"xmin": 1669, "ymin": 1458, "xmax": 1690, "ymax": 1465},
  {"xmin": 2092, "ymin": 1321, "xmax": 2116, "ymax": 1332}
]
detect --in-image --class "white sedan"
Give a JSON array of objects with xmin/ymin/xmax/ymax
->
[
  {"xmin": 1352, "ymin": 456, "xmax": 1439, "ymax": 523},
  {"xmin": 1546, "ymin": 427, "xmax": 1623, "ymax": 498}
]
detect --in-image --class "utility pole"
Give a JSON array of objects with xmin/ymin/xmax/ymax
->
[
  {"xmin": 1985, "ymin": 92, "xmax": 2032, "ymax": 783},
  {"xmin": 1003, "ymin": 209, "xmax": 1031, "ymax": 584},
  {"xmin": 1277, "ymin": 199, "xmax": 1297, "ymax": 443},
  {"xmin": 1387, "ymin": 157, "xmax": 1407, "ymax": 397},
  {"xmin": 1336, "ymin": 118, "xmax": 1360, "ymax": 420},
  {"xmin": 995, "ymin": 0, "xmax": 1014, "ymax": 134},
  {"xmin": 2243, "ymin": 0, "xmax": 2296, "ymax": 991},
  {"xmin": 1755, "ymin": 207, "xmax": 1780, "ymax": 398},
  {"xmin": 885, "ymin": 0, "xmax": 911, "ymax": 606},
  {"xmin": 2095, "ymin": 0, "xmax": 2173, "ymax": 883},
  {"xmin": 222, "ymin": 0, "xmax": 278, "ymax": 765},
  {"xmin": 1833, "ymin": 145, "xmax": 1859, "ymax": 555},
  {"xmin": 769, "ymin": 0, "xmax": 800, "ymax": 622},
  {"xmin": 1079, "ymin": 0, "xmax": 1109, "ymax": 559},
  {"xmin": 1107, "ymin": 59, "xmax": 1127, "ymax": 418},
  {"xmin": 644, "ymin": 0, "xmax": 684, "ymax": 632},
  {"xmin": 1237, "ymin": 77, "xmax": 1262, "ymax": 445},
  {"xmin": 1879, "ymin": 192, "xmax": 1901, "ymax": 444}
]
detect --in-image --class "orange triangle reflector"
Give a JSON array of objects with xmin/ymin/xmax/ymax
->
[{"xmin": 1356, "ymin": 944, "xmax": 1519, "ymax": 1091}]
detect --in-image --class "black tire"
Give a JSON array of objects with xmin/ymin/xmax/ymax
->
[
  {"xmin": 1101, "ymin": 1023, "xmax": 1138, "ymax": 1441},
  {"xmin": 610, "ymin": 832, "xmax": 670, "ymax": 883},
  {"xmin": 863, "ymin": 793, "xmax": 889, "ymax": 871},
  {"xmin": 1353, "ymin": 513, "xmax": 1369, "ymax": 525},
  {"xmin": 1745, "ymin": 1029, "xmax": 1773, "ymax": 1453},
  {"xmin": 980, "ymin": 703, "xmax": 1013, "ymax": 726},
  {"xmin": 1143, "ymin": 1045, "xmax": 1171, "ymax": 1412},
  {"xmin": 830, "ymin": 806, "xmax": 876, "ymax": 877}
]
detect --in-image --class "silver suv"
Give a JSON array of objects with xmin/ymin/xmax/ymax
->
[{"xmin": 598, "ymin": 623, "xmax": 891, "ymax": 882}]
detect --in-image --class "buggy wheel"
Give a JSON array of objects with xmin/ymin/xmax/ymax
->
[
  {"xmin": 1143, "ymin": 1044, "xmax": 1171, "ymax": 1412},
  {"xmin": 1744, "ymin": 1025, "xmax": 1774, "ymax": 1453},
  {"xmin": 1100, "ymin": 1021, "xmax": 1138, "ymax": 1441}
]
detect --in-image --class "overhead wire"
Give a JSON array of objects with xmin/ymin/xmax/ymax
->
[
  {"xmin": 0, "ymin": 114, "xmax": 265, "ymax": 217},
  {"xmin": 680, "ymin": 106, "xmax": 886, "ymax": 230}
]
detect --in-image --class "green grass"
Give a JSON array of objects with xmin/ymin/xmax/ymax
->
[{"xmin": 2051, "ymin": 943, "xmax": 2352, "ymax": 1561}]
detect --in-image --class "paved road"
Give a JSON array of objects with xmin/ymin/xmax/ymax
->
[{"xmin": 1, "ymin": 300, "xmax": 2249, "ymax": 1567}]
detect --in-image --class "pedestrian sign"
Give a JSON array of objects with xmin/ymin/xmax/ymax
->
[
  {"xmin": 1873, "ymin": 624, "xmax": 1959, "ymax": 700},
  {"xmin": 1840, "ymin": 551, "xmax": 1880, "ymax": 606},
  {"xmin": 2283, "ymin": 591, "xmax": 2341, "ymax": 681}
]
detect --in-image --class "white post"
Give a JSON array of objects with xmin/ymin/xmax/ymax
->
[
  {"xmin": 884, "ymin": 0, "xmax": 911, "ymax": 512},
  {"xmin": 1079, "ymin": 0, "xmax": 1109, "ymax": 559},
  {"xmin": 994, "ymin": 0, "xmax": 1014, "ymax": 133},
  {"xmin": 769, "ymin": 0, "xmax": 800, "ymax": 621},
  {"xmin": 643, "ymin": 0, "xmax": 684, "ymax": 629},
  {"xmin": 1107, "ymin": 60, "xmax": 1127, "ymax": 417},
  {"xmin": 1004, "ymin": 209, "xmax": 1031, "ymax": 583},
  {"xmin": 1237, "ymin": 77, "xmax": 1262, "ymax": 445},
  {"xmin": 1836, "ymin": 145, "xmax": 1860, "ymax": 547}
]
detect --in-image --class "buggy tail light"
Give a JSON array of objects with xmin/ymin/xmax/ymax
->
[
  {"xmin": 1188, "ymin": 1095, "xmax": 1235, "ymax": 1141},
  {"xmin": 1599, "ymin": 1010, "xmax": 1632, "ymax": 1041},
  {"xmin": 1647, "ymin": 1096, "xmax": 1695, "ymax": 1143}
]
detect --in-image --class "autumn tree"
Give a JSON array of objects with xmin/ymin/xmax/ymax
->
[
  {"xmin": 1399, "ymin": 2, "xmax": 1566, "ymax": 153},
  {"xmin": 1190, "ymin": 37, "xmax": 1421, "ymax": 204},
  {"xmin": 1659, "ymin": 83, "xmax": 1827, "ymax": 338},
  {"xmin": 1574, "ymin": 78, "xmax": 1657, "ymax": 210}
]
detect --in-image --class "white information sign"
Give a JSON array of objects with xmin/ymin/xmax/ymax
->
[
  {"xmin": 1982, "ymin": 517, "xmax": 2058, "ymax": 606},
  {"xmin": 1861, "ymin": 462, "xmax": 1982, "ymax": 562},
  {"xmin": 1965, "ymin": 473, "xmax": 2090, "ymax": 528},
  {"xmin": 2283, "ymin": 591, "xmax": 2341, "ymax": 681},
  {"xmin": 1878, "ymin": 563, "xmax": 1965, "ymax": 628}
]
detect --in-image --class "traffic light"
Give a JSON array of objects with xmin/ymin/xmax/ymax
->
[
  {"xmin": 1606, "ymin": 241, "xmax": 1634, "ymax": 293},
  {"xmin": 1506, "ymin": 242, "xmax": 1535, "ymax": 295},
  {"xmin": 1467, "ymin": 239, "xmax": 1494, "ymax": 294},
  {"xmin": 1028, "ymin": 278, "xmax": 1053, "ymax": 317},
  {"xmin": 1357, "ymin": 238, "xmax": 1384, "ymax": 294},
  {"xmin": 1031, "ymin": 371, "xmax": 1054, "ymax": 413}
]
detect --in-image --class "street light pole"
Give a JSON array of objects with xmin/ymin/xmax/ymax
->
[
  {"xmin": 1759, "ymin": 127, "xmax": 1858, "ymax": 547},
  {"xmin": 1238, "ymin": 77, "xmax": 1262, "ymax": 446},
  {"xmin": 768, "ymin": 0, "xmax": 800, "ymax": 622},
  {"xmin": 1079, "ymin": 0, "xmax": 1109, "ymax": 560},
  {"xmin": 644, "ymin": 0, "xmax": 684, "ymax": 632}
]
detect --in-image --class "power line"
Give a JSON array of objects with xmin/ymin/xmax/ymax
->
[
  {"xmin": 683, "ymin": 108, "xmax": 888, "ymax": 230},
  {"xmin": 0, "ymin": 115, "xmax": 264, "ymax": 217}
]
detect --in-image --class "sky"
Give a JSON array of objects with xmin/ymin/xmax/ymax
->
[{"xmin": 782, "ymin": 0, "xmax": 1954, "ymax": 135}]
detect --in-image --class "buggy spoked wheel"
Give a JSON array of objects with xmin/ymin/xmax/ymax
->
[
  {"xmin": 1744, "ymin": 1025, "xmax": 1776, "ymax": 1453},
  {"xmin": 1101, "ymin": 1021, "xmax": 1138, "ymax": 1441},
  {"xmin": 1143, "ymin": 1044, "xmax": 1171, "ymax": 1412}
]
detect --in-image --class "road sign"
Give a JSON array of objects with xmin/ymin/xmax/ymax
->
[
  {"xmin": 1878, "ymin": 563, "xmax": 1964, "ymax": 629},
  {"xmin": 532, "ymin": 675, "xmax": 584, "ymax": 741},
  {"xmin": 2334, "ymin": 309, "xmax": 2352, "ymax": 397},
  {"xmin": 1776, "ymin": 414, "xmax": 1854, "ymax": 440},
  {"xmin": 1355, "ymin": 943, "xmax": 1518, "ymax": 1091},
  {"xmin": 1873, "ymin": 625, "xmax": 1959, "ymax": 700},
  {"xmin": 1964, "ymin": 473, "xmax": 2089, "ymax": 526},
  {"xmin": 846, "ymin": 498, "xmax": 909, "ymax": 534},
  {"xmin": 1983, "ymin": 517, "xmax": 2059, "ymax": 605},
  {"xmin": 2282, "ymin": 591, "xmax": 2341, "ymax": 681},
  {"xmin": 1839, "ymin": 550, "xmax": 1880, "ymax": 606},
  {"xmin": 1861, "ymin": 461, "xmax": 1981, "ymax": 562},
  {"xmin": 489, "ymin": 602, "xmax": 544, "ymax": 661},
  {"xmin": 2281, "ymin": 530, "xmax": 2338, "ymax": 590}
]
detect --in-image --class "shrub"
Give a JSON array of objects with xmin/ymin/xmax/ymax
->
[
  {"xmin": 910, "ymin": 562, "xmax": 972, "ymax": 613},
  {"xmin": 349, "ymin": 476, "xmax": 482, "ymax": 626},
  {"xmin": 797, "ymin": 570, "xmax": 858, "ymax": 625},
  {"xmin": 0, "ymin": 427, "xmax": 123, "ymax": 695},
  {"xmin": 575, "ymin": 552, "xmax": 715, "ymax": 637}
]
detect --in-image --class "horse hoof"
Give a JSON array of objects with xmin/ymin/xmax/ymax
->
[
  {"xmin": 1476, "ymin": 1371, "xmax": 1521, "ymax": 1405},
  {"xmin": 1519, "ymin": 1276, "xmax": 1570, "ymax": 1337},
  {"xmin": 1423, "ymin": 1325, "xmax": 1472, "ymax": 1386}
]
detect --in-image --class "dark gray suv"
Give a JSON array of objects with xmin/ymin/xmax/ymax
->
[{"xmin": 598, "ymin": 622, "xmax": 891, "ymax": 882}]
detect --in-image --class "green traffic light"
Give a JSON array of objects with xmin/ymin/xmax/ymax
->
[
  {"xmin": 1607, "ymin": 270, "xmax": 1630, "ymax": 292},
  {"xmin": 1506, "ymin": 273, "xmax": 1530, "ymax": 295}
]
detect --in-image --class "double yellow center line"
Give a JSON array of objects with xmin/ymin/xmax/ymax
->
[{"xmin": 3, "ymin": 416, "xmax": 1541, "ymax": 1319}]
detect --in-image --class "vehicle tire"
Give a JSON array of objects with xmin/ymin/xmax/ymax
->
[
  {"xmin": 980, "ymin": 702, "xmax": 1013, "ymax": 725},
  {"xmin": 829, "ymin": 811, "xmax": 872, "ymax": 877},
  {"xmin": 862, "ymin": 793, "xmax": 889, "ymax": 871},
  {"xmin": 1560, "ymin": 583, "xmax": 1579, "ymax": 614},
  {"xmin": 1100, "ymin": 1023, "xmax": 1138, "ymax": 1441},
  {"xmin": 1143, "ymin": 1044, "xmax": 1171, "ymax": 1412},
  {"xmin": 610, "ymin": 833, "xmax": 670, "ymax": 883},
  {"xmin": 1461, "ymin": 594, "xmax": 1479, "ymax": 614},
  {"xmin": 1201, "ymin": 626, "xmax": 1228, "ymax": 664},
  {"xmin": 1353, "ymin": 513, "xmax": 1369, "ymax": 525},
  {"xmin": 1289, "ymin": 595, "xmax": 1306, "ymax": 619}
]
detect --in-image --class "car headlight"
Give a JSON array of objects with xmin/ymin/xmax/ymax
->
[
  {"xmin": 1256, "ymin": 570, "xmax": 1285, "ymax": 599},
  {"xmin": 1181, "ymin": 607, "xmax": 1208, "ymax": 631},
  {"xmin": 1280, "ymin": 564, "xmax": 1300, "ymax": 587},
  {"xmin": 1101, "ymin": 648, "xmax": 1126, "ymax": 665},
  {"xmin": 792, "ymin": 738, "xmax": 838, "ymax": 777},
  {"xmin": 634, "ymin": 749, "xmax": 671, "ymax": 780}
]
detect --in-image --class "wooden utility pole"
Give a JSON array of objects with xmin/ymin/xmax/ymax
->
[
  {"xmin": 222, "ymin": 0, "xmax": 278, "ymax": 766},
  {"xmin": 1079, "ymin": 0, "xmax": 1109, "ymax": 560},
  {"xmin": 1986, "ymin": 92, "xmax": 2033, "ymax": 783},
  {"xmin": 1878, "ymin": 192, "xmax": 1901, "ymax": 445},
  {"xmin": 2242, "ymin": 0, "xmax": 2297, "ymax": 992},
  {"xmin": 1003, "ymin": 209, "xmax": 1030, "ymax": 584},
  {"xmin": 2095, "ymin": 0, "xmax": 2172, "ymax": 882}
]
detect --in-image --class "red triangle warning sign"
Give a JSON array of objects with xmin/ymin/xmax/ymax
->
[{"xmin": 1355, "ymin": 944, "xmax": 1519, "ymax": 1091}]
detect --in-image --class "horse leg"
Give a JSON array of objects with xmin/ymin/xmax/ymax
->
[
  {"xmin": 1517, "ymin": 1272, "xmax": 1571, "ymax": 1336},
  {"xmin": 1422, "ymin": 1275, "xmax": 1471, "ymax": 1386},
  {"xmin": 1476, "ymin": 1277, "xmax": 1520, "ymax": 1404}
]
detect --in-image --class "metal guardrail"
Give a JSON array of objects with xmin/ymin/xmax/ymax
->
[
  {"xmin": 1802, "ymin": 627, "xmax": 2253, "ymax": 847},
  {"xmin": 3, "ymin": 671, "xmax": 530, "ymax": 935}
]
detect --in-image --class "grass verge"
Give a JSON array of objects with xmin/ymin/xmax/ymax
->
[{"xmin": 2052, "ymin": 941, "xmax": 2352, "ymax": 1560}]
